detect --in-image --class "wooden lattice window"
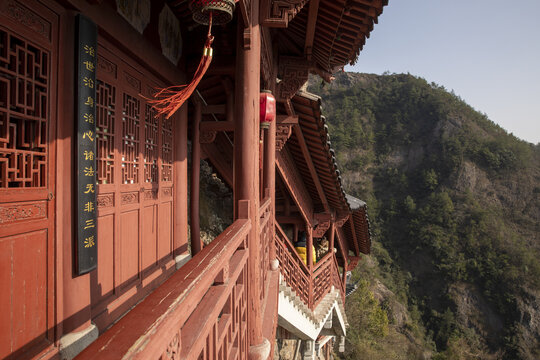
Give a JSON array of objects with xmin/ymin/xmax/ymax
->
[
  {"xmin": 161, "ymin": 116, "xmax": 172, "ymax": 182},
  {"xmin": 144, "ymin": 104, "xmax": 158, "ymax": 183},
  {"xmin": 121, "ymin": 93, "xmax": 140, "ymax": 184},
  {"xmin": 0, "ymin": 28, "xmax": 49, "ymax": 188},
  {"xmin": 96, "ymin": 79, "xmax": 116, "ymax": 185}
]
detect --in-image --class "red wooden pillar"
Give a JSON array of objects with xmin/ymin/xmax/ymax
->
[
  {"xmin": 329, "ymin": 221, "xmax": 335, "ymax": 257},
  {"xmin": 174, "ymin": 104, "xmax": 189, "ymax": 260},
  {"xmin": 234, "ymin": 6, "xmax": 269, "ymax": 359},
  {"xmin": 342, "ymin": 257, "xmax": 348, "ymax": 286},
  {"xmin": 307, "ymin": 226, "xmax": 314, "ymax": 308},
  {"xmin": 264, "ymin": 119, "xmax": 276, "ymax": 258},
  {"xmin": 62, "ymin": 272, "xmax": 92, "ymax": 333},
  {"xmin": 191, "ymin": 99, "xmax": 203, "ymax": 255},
  {"xmin": 307, "ymin": 226, "xmax": 314, "ymax": 267}
]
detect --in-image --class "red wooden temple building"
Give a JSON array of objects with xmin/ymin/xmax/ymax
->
[{"xmin": 0, "ymin": 0, "xmax": 387, "ymax": 358}]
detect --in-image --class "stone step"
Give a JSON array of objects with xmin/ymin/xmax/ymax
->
[{"xmin": 279, "ymin": 279, "xmax": 349, "ymax": 329}]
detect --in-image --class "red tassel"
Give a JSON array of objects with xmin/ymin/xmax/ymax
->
[{"xmin": 147, "ymin": 12, "xmax": 214, "ymax": 119}]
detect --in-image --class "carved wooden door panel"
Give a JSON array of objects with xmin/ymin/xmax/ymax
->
[
  {"xmin": 0, "ymin": 0, "xmax": 58, "ymax": 358},
  {"xmin": 91, "ymin": 38, "xmax": 175, "ymax": 329}
]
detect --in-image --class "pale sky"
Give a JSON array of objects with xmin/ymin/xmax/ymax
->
[{"xmin": 348, "ymin": 0, "xmax": 540, "ymax": 144}]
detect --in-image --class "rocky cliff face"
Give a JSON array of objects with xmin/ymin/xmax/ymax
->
[{"xmin": 308, "ymin": 72, "xmax": 540, "ymax": 359}]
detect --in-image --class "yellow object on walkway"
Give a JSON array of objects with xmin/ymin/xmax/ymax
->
[{"xmin": 295, "ymin": 244, "xmax": 316, "ymax": 266}]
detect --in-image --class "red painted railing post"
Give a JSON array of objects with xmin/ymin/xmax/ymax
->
[
  {"xmin": 238, "ymin": 199, "xmax": 250, "ymax": 220},
  {"xmin": 307, "ymin": 226, "xmax": 314, "ymax": 309},
  {"xmin": 329, "ymin": 221, "xmax": 335, "ymax": 259}
]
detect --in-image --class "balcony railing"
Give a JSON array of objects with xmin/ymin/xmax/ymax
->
[
  {"xmin": 77, "ymin": 218, "xmax": 251, "ymax": 360},
  {"xmin": 275, "ymin": 223, "xmax": 311, "ymax": 306},
  {"xmin": 259, "ymin": 195, "xmax": 272, "ymax": 303},
  {"xmin": 274, "ymin": 223, "xmax": 345, "ymax": 310},
  {"xmin": 77, "ymin": 197, "xmax": 341, "ymax": 359}
]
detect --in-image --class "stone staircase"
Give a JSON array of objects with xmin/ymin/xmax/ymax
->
[{"xmin": 277, "ymin": 276, "xmax": 348, "ymax": 340}]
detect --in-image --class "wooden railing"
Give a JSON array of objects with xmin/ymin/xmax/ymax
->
[
  {"xmin": 274, "ymin": 223, "xmax": 311, "ymax": 305},
  {"xmin": 259, "ymin": 195, "xmax": 272, "ymax": 303},
  {"xmin": 275, "ymin": 224, "xmax": 345, "ymax": 310},
  {"xmin": 76, "ymin": 196, "xmax": 342, "ymax": 359},
  {"xmin": 332, "ymin": 253, "xmax": 346, "ymax": 304},
  {"xmin": 312, "ymin": 253, "xmax": 334, "ymax": 308},
  {"xmin": 77, "ymin": 219, "xmax": 251, "ymax": 360}
]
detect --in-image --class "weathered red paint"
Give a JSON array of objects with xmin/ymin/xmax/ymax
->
[
  {"xmin": 233, "ymin": 2, "xmax": 267, "ymax": 355},
  {"xmin": 191, "ymin": 99, "xmax": 202, "ymax": 255},
  {"xmin": 0, "ymin": 1, "xmax": 59, "ymax": 357},
  {"xmin": 89, "ymin": 37, "xmax": 177, "ymax": 331},
  {"xmin": 174, "ymin": 104, "xmax": 189, "ymax": 258},
  {"xmin": 76, "ymin": 218, "xmax": 251, "ymax": 359},
  {"xmin": 0, "ymin": 0, "xmax": 385, "ymax": 357}
]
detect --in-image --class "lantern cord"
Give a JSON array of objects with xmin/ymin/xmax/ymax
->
[{"xmin": 146, "ymin": 12, "xmax": 214, "ymax": 119}]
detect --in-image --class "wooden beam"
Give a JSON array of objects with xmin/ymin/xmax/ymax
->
[
  {"xmin": 200, "ymin": 121, "xmax": 235, "ymax": 132},
  {"xmin": 201, "ymin": 142, "xmax": 233, "ymax": 187},
  {"xmin": 293, "ymin": 124, "xmax": 329, "ymax": 212},
  {"xmin": 335, "ymin": 226, "xmax": 349, "ymax": 262},
  {"xmin": 276, "ymin": 177, "xmax": 292, "ymax": 215},
  {"xmin": 188, "ymin": 57, "xmax": 236, "ymax": 76},
  {"xmin": 277, "ymin": 115, "xmax": 298, "ymax": 124},
  {"xmin": 276, "ymin": 148, "xmax": 314, "ymax": 227},
  {"xmin": 313, "ymin": 213, "xmax": 331, "ymax": 237},
  {"xmin": 329, "ymin": 221, "xmax": 335, "ymax": 253},
  {"xmin": 304, "ymin": 0, "xmax": 320, "ymax": 61},
  {"xmin": 348, "ymin": 215, "xmax": 360, "ymax": 257},
  {"xmin": 348, "ymin": 256, "xmax": 360, "ymax": 270},
  {"xmin": 276, "ymin": 215, "xmax": 304, "ymax": 225},
  {"xmin": 222, "ymin": 78, "xmax": 234, "ymax": 123},
  {"xmin": 275, "ymin": 204, "xmax": 301, "ymax": 213},
  {"xmin": 239, "ymin": 0, "xmax": 251, "ymax": 27},
  {"xmin": 284, "ymin": 98, "xmax": 296, "ymax": 116},
  {"xmin": 201, "ymin": 104, "xmax": 226, "ymax": 115}
]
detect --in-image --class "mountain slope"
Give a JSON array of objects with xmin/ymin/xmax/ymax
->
[{"xmin": 308, "ymin": 72, "xmax": 540, "ymax": 359}]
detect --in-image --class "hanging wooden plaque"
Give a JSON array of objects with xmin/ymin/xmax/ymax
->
[{"xmin": 75, "ymin": 14, "xmax": 98, "ymax": 275}]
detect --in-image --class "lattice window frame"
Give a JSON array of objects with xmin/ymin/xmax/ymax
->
[
  {"xmin": 0, "ymin": 27, "xmax": 49, "ymax": 188},
  {"xmin": 95, "ymin": 79, "xmax": 116, "ymax": 185}
]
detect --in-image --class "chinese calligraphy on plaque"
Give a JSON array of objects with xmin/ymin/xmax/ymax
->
[{"xmin": 76, "ymin": 14, "xmax": 98, "ymax": 275}]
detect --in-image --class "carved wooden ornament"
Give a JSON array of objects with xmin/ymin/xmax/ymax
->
[
  {"xmin": 261, "ymin": 0, "xmax": 309, "ymax": 28},
  {"xmin": 276, "ymin": 124, "xmax": 293, "ymax": 151},
  {"xmin": 277, "ymin": 56, "xmax": 309, "ymax": 101},
  {"xmin": 200, "ymin": 130, "xmax": 217, "ymax": 144}
]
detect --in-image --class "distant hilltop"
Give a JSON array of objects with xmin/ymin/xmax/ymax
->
[{"xmin": 308, "ymin": 71, "xmax": 540, "ymax": 359}]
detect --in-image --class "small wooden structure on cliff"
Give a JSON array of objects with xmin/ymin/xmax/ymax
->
[{"xmin": 0, "ymin": 0, "xmax": 387, "ymax": 358}]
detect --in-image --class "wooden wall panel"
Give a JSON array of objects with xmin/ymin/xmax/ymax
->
[
  {"xmin": 0, "ymin": 0, "xmax": 58, "ymax": 356},
  {"xmin": 93, "ymin": 213, "xmax": 115, "ymax": 303},
  {"xmin": 91, "ymin": 37, "xmax": 177, "ymax": 330},
  {"xmin": 0, "ymin": 230, "xmax": 48, "ymax": 357},
  {"xmin": 158, "ymin": 201, "xmax": 172, "ymax": 260},
  {"xmin": 0, "ymin": 240, "xmax": 10, "ymax": 358},
  {"xmin": 12, "ymin": 231, "xmax": 48, "ymax": 349},
  {"xmin": 120, "ymin": 209, "xmax": 139, "ymax": 285},
  {"xmin": 142, "ymin": 205, "xmax": 157, "ymax": 270}
]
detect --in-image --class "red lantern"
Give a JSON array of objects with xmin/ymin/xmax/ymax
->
[{"xmin": 260, "ymin": 90, "xmax": 276, "ymax": 129}]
